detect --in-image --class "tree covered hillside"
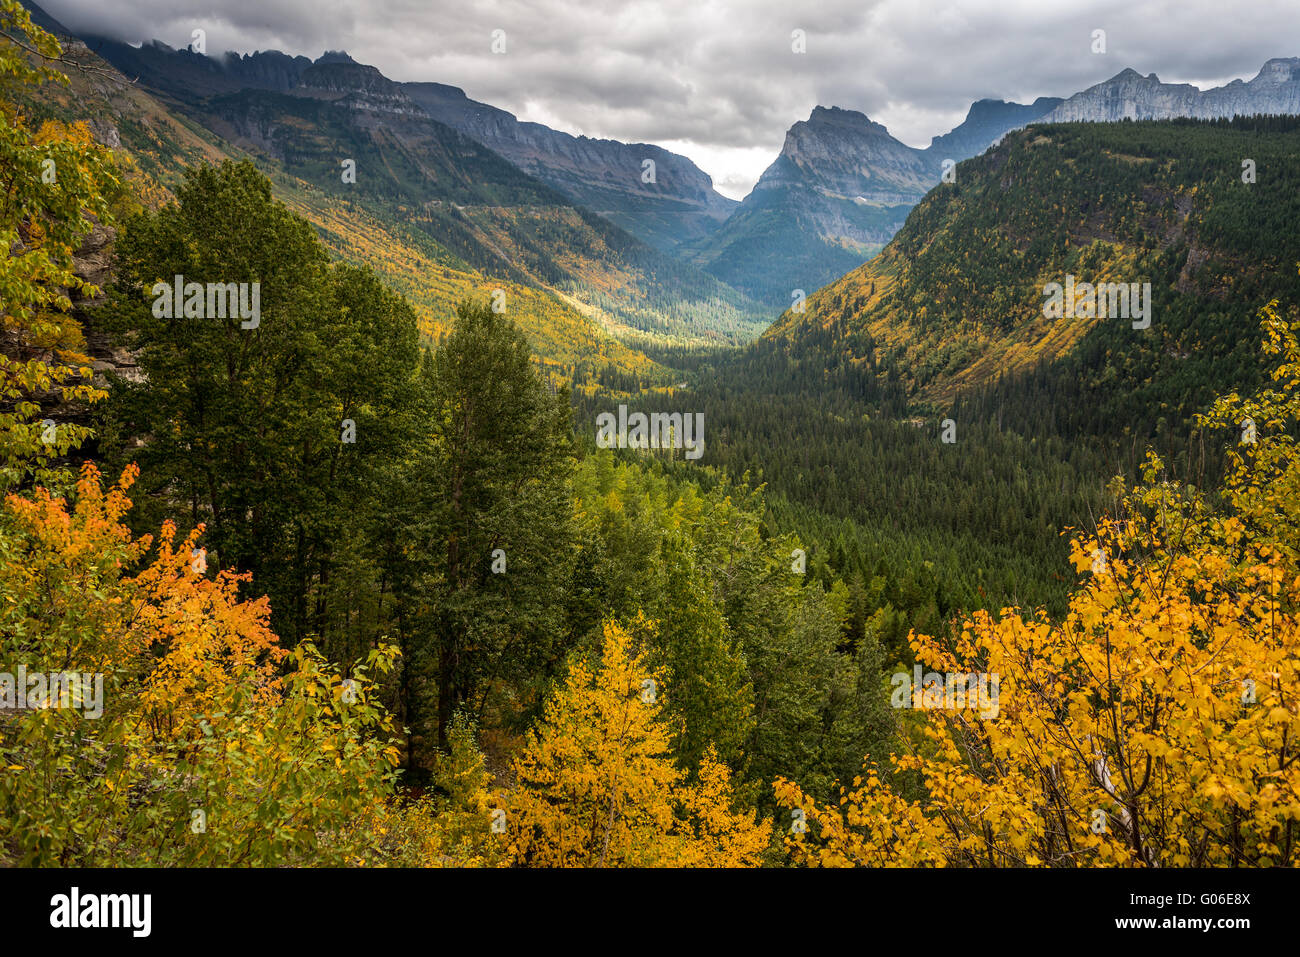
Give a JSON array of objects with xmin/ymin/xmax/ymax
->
[{"xmin": 767, "ymin": 117, "xmax": 1300, "ymax": 424}]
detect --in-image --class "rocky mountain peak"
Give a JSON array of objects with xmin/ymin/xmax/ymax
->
[
  {"xmin": 757, "ymin": 104, "xmax": 930, "ymax": 206},
  {"xmin": 295, "ymin": 59, "xmax": 423, "ymax": 116},
  {"xmin": 1253, "ymin": 57, "xmax": 1300, "ymax": 84},
  {"xmin": 799, "ymin": 106, "xmax": 891, "ymax": 139},
  {"xmin": 780, "ymin": 106, "xmax": 903, "ymax": 162}
]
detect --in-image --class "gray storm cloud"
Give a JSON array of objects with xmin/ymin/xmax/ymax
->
[{"xmin": 34, "ymin": 0, "xmax": 1300, "ymax": 197}]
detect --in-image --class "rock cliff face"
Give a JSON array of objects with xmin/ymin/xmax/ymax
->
[
  {"xmin": 402, "ymin": 82, "xmax": 736, "ymax": 251},
  {"xmin": 75, "ymin": 223, "xmax": 143, "ymax": 391},
  {"xmin": 294, "ymin": 60, "xmax": 425, "ymax": 117},
  {"xmin": 1044, "ymin": 60, "xmax": 1300, "ymax": 122}
]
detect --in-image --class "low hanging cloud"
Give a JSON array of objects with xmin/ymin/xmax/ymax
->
[{"xmin": 35, "ymin": 0, "xmax": 1300, "ymax": 199}]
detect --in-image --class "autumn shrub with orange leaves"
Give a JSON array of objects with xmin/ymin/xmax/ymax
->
[
  {"xmin": 776, "ymin": 296, "xmax": 1300, "ymax": 868},
  {"xmin": 0, "ymin": 462, "xmax": 414, "ymax": 865}
]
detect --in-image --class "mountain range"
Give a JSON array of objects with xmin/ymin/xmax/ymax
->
[
  {"xmin": 400, "ymin": 81, "xmax": 738, "ymax": 253},
  {"xmin": 76, "ymin": 34, "xmax": 740, "ymax": 257},
  {"xmin": 49, "ymin": 27, "xmax": 768, "ymax": 361},
  {"xmin": 688, "ymin": 59, "xmax": 1300, "ymax": 306},
  {"xmin": 72, "ymin": 31, "xmax": 1069, "ymax": 307},
  {"xmin": 1042, "ymin": 60, "xmax": 1300, "ymax": 123}
]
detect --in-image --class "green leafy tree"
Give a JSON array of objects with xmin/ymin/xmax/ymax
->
[
  {"xmin": 386, "ymin": 301, "xmax": 575, "ymax": 766},
  {"xmin": 0, "ymin": 0, "xmax": 122, "ymax": 488},
  {"xmin": 101, "ymin": 160, "xmax": 419, "ymax": 646}
]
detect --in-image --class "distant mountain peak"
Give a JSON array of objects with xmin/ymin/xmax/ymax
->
[
  {"xmin": 967, "ymin": 97, "xmax": 1014, "ymax": 112},
  {"xmin": 809, "ymin": 105, "xmax": 866, "ymax": 121},
  {"xmin": 1045, "ymin": 56, "xmax": 1300, "ymax": 124},
  {"xmin": 925, "ymin": 96, "xmax": 1063, "ymax": 156}
]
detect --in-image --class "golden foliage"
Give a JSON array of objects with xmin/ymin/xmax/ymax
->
[
  {"xmin": 779, "ymin": 297, "xmax": 1300, "ymax": 867},
  {"xmin": 503, "ymin": 618, "xmax": 768, "ymax": 867}
]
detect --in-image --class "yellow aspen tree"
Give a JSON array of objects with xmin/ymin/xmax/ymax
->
[{"xmin": 503, "ymin": 618, "xmax": 768, "ymax": 867}]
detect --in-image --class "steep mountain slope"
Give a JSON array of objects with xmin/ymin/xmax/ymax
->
[
  {"xmin": 402, "ymin": 82, "xmax": 736, "ymax": 252},
  {"xmin": 73, "ymin": 38, "xmax": 766, "ymax": 345},
  {"xmin": 690, "ymin": 99, "xmax": 1060, "ymax": 307},
  {"xmin": 18, "ymin": 34, "xmax": 664, "ymax": 382},
  {"xmin": 206, "ymin": 75, "xmax": 762, "ymax": 343},
  {"xmin": 78, "ymin": 33, "xmax": 738, "ymax": 255}
]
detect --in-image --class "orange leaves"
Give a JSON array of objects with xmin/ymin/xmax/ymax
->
[
  {"xmin": 133, "ymin": 523, "xmax": 285, "ymax": 738},
  {"xmin": 1, "ymin": 458, "xmax": 414, "ymax": 865},
  {"xmin": 2, "ymin": 463, "xmax": 147, "ymax": 667},
  {"xmin": 5, "ymin": 462, "xmax": 140, "ymax": 557},
  {"xmin": 3, "ymin": 461, "xmax": 284, "ymax": 712}
]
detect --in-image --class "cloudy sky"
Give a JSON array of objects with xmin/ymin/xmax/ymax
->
[{"xmin": 37, "ymin": 0, "xmax": 1300, "ymax": 199}]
